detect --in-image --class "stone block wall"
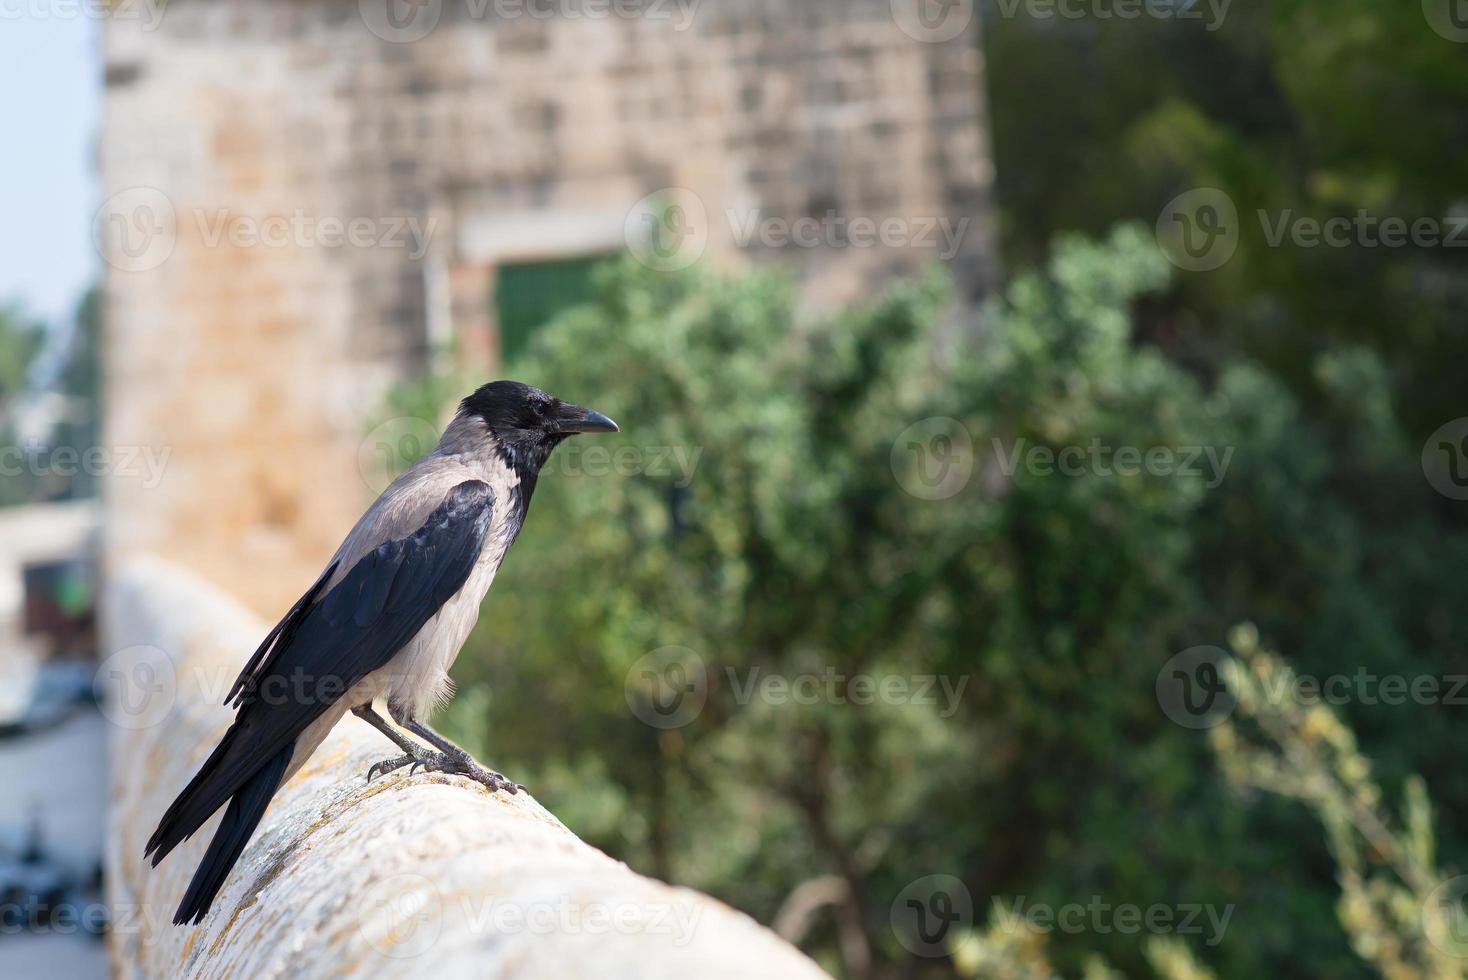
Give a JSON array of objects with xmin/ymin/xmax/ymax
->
[{"xmin": 99, "ymin": 0, "xmax": 994, "ymax": 612}]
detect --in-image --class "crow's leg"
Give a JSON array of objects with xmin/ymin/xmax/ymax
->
[
  {"xmin": 355, "ymin": 703, "xmax": 424, "ymax": 755},
  {"xmin": 377, "ymin": 701, "xmax": 523, "ymax": 795},
  {"xmin": 354, "ymin": 704, "xmax": 432, "ymax": 782}
]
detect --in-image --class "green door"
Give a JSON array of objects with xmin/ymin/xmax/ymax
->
[{"xmin": 495, "ymin": 255, "xmax": 610, "ymax": 365}]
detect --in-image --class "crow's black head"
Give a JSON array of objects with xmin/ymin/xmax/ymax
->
[{"xmin": 460, "ymin": 380, "xmax": 618, "ymax": 470}]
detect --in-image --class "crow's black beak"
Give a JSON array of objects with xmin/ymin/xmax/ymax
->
[{"xmin": 555, "ymin": 404, "xmax": 619, "ymax": 434}]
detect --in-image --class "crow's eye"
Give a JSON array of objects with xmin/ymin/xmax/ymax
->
[{"xmin": 532, "ymin": 401, "xmax": 550, "ymax": 420}]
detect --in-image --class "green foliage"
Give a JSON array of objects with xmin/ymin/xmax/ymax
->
[
  {"xmin": 397, "ymin": 217, "xmax": 1467, "ymax": 978},
  {"xmin": 1212, "ymin": 626, "xmax": 1468, "ymax": 980},
  {"xmin": 983, "ymin": 1, "xmax": 1468, "ymax": 437},
  {"xmin": 0, "ymin": 303, "xmax": 44, "ymax": 418},
  {"xmin": 0, "ymin": 296, "xmax": 97, "ymax": 506}
]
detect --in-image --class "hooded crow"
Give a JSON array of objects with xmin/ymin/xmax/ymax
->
[{"xmin": 145, "ymin": 380, "xmax": 618, "ymax": 925}]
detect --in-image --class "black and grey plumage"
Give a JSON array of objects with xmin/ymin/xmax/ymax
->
[{"xmin": 145, "ymin": 380, "xmax": 618, "ymax": 925}]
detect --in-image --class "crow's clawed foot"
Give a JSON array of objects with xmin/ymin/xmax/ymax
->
[
  {"xmin": 366, "ymin": 749, "xmax": 522, "ymax": 794},
  {"xmin": 366, "ymin": 754, "xmax": 415, "ymax": 782},
  {"xmin": 451, "ymin": 757, "xmax": 524, "ymax": 795}
]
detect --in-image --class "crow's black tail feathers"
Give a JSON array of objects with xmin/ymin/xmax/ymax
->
[{"xmin": 170, "ymin": 742, "xmax": 294, "ymax": 926}]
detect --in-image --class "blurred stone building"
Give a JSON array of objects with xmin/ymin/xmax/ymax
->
[{"xmin": 99, "ymin": 0, "xmax": 995, "ymax": 612}]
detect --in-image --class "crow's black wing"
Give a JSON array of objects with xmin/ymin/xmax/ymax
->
[
  {"xmin": 145, "ymin": 480, "xmax": 494, "ymax": 865},
  {"xmin": 225, "ymin": 559, "xmax": 339, "ymax": 709}
]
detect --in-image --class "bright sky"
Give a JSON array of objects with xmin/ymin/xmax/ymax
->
[{"xmin": 0, "ymin": 15, "xmax": 100, "ymax": 326}]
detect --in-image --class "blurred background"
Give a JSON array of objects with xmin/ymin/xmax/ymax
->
[{"xmin": 2, "ymin": 1, "xmax": 1467, "ymax": 977}]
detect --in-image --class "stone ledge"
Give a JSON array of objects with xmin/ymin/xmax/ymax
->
[{"xmin": 103, "ymin": 555, "xmax": 829, "ymax": 979}]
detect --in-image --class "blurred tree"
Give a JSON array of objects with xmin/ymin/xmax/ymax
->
[
  {"xmin": 380, "ymin": 221, "xmax": 1467, "ymax": 978},
  {"xmin": 982, "ymin": 0, "xmax": 1468, "ymax": 440},
  {"xmin": 50, "ymin": 287, "xmax": 103, "ymax": 501},
  {"xmin": 0, "ymin": 304, "xmax": 44, "ymax": 423},
  {"xmin": 0, "ymin": 289, "xmax": 103, "ymax": 506},
  {"xmin": 1212, "ymin": 624, "xmax": 1468, "ymax": 980},
  {"xmin": 0, "ymin": 303, "xmax": 46, "ymax": 507}
]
